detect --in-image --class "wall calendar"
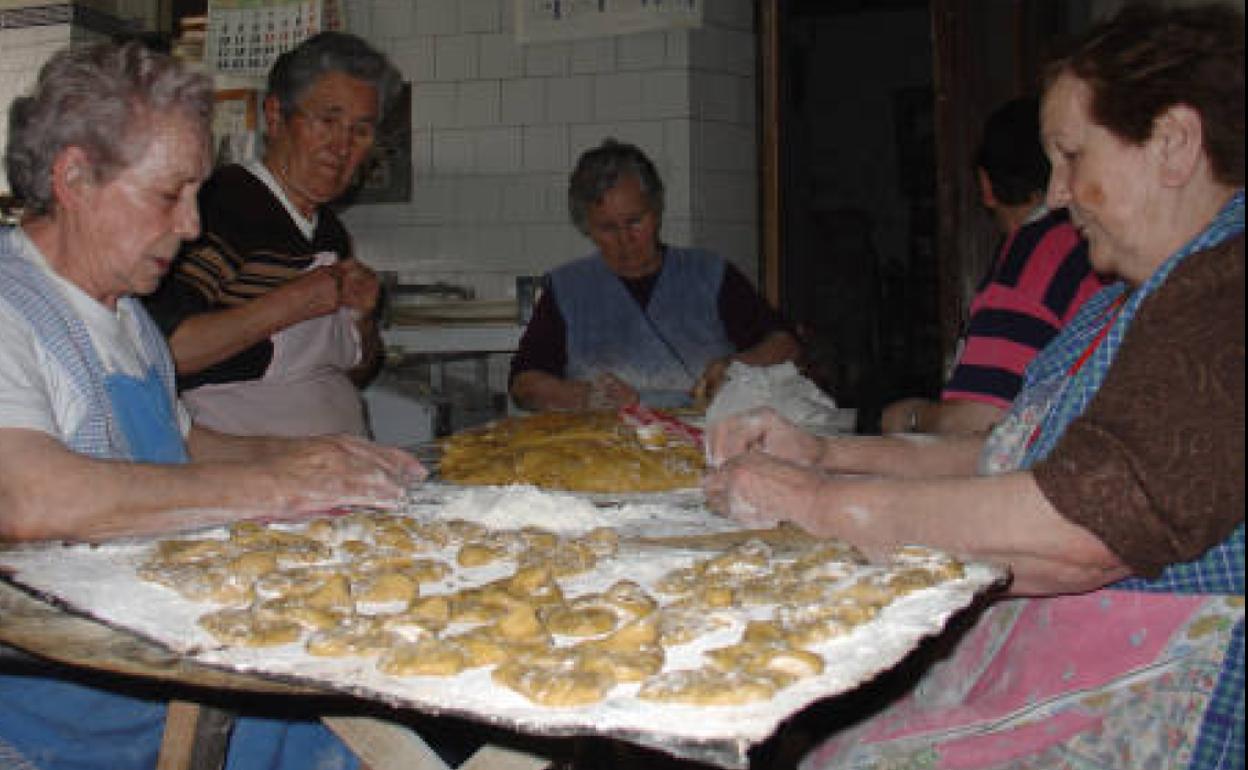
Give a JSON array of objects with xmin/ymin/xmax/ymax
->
[{"xmin": 206, "ymin": 0, "xmax": 343, "ymax": 77}]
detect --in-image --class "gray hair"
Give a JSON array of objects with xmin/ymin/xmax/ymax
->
[
  {"xmin": 568, "ymin": 139, "xmax": 665, "ymax": 235},
  {"xmin": 5, "ymin": 40, "xmax": 212, "ymax": 216},
  {"xmin": 267, "ymin": 31, "xmax": 401, "ymax": 120}
]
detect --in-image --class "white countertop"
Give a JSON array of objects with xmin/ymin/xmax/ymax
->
[{"xmin": 381, "ymin": 323, "xmax": 524, "ymax": 354}]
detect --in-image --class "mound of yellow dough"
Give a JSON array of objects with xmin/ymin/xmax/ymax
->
[{"xmin": 438, "ymin": 410, "xmax": 704, "ymax": 493}]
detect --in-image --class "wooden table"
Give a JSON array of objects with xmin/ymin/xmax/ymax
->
[{"xmin": 0, "ymin": 580, "xmax": 550, "ymax": 770}]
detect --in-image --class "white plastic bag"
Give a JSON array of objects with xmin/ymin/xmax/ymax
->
[{"xmin": 705, "ymin": 361, "xmax": 852, "ymax": 434}]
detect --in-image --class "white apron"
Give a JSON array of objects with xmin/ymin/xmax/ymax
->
[{"xmin": 183, "ymin": 252, "xmax": 367, "ymax": 438}]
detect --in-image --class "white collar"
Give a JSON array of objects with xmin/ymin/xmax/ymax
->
[
  {"xmin": 1023, "ymin": 202, "xmax": 1050, "ymax": 225},
  {"xmin": 244, "ymin": 160, "xmax": 318, "ymax": 240}
]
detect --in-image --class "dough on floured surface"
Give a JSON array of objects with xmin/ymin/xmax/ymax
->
[
  {"xmin": 138, "ymin": 509, "xmax": 976, "ymax": 711},
  {"xmin": 438, "ymin": 410, "xmax": 704, "ymax": 493},
  {"xmin": 198, "ymin": 607, "xmax": 302, "ymax": 647},
  {"xmin": 638, "ymin": 668, "xmax": 780, "ymax": 706}
]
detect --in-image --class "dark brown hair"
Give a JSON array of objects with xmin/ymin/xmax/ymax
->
[{"xmin": 1044, "ymin": 2, "xmax": 1244, "ymax": 187}]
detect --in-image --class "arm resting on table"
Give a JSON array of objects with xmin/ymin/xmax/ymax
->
[
  {"xmin": 0, "ymin": 426, "xmax": 420, "ymax": 542},
  {"xmin": 803, "ymin": 471, "xmax": 1130, "ymax": 595}
]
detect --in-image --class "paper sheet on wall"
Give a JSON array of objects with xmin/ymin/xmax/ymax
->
[{"xmin": 516, "ymin": 0, "xmax": 701, "ymax": 44}]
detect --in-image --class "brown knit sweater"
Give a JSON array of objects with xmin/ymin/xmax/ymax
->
[{"xmin": 1033, "ymin": 235, "xmax": 1245, "ymax": 577}]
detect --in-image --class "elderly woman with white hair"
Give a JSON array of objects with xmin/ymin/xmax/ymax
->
[{"xmin": 0, "ymin": 40, "xmax": 422, "ymax": 770}]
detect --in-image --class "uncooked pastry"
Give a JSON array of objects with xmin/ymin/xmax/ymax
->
[
  {"xmin": 136, "ymin": 509, "xmax": 974, "ymax": 713},
  {"xmin": 438, "ymin": 410, "xmax": 704, "ymax": 493},
  {"xmin": 637, "ymin": 668, "xmax": 779, "ymax": 706}
]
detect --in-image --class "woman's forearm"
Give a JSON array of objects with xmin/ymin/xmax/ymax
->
[
  {"xmin": 167, "ymin": 300, "xmax": 285, "ymax": 374},
  {"xmin": 808, "ymin": 471, "xmax": 1128, "ymax": 594},
  {"xmin": 0, "ymin": 430, "xmax": 281, "ymax": 541},
  {"xmin": 1, "ymin": 427, "xmax": 420, "ymax": 544},
  {"xmin": 186, "ymin": 424, "xmax": 291, "ymax": 463},
  {"xmin": 818, "ymin": 432, "xmax": 984, "ymax": 478}
]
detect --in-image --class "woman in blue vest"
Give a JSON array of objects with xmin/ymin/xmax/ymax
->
[
  {"xmin": 509, "ymin": 139, "xmax": 801, "ymax": 411},
  {"xmin": 705, "ymin": 5, "xmax": 1243, "ymax": 768},
  {"xmin": 0, "ymin": 41, "xmax": 424, "ymax": 770}
]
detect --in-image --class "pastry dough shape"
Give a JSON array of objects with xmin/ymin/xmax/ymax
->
[
  {"xmin": 438, "ymin": 410, "xmax": 704, "ymax": 493},
  {"xmin": 704, "ymin": 641, "xmax": 825, "ymax": 682},
  {"xmin": 492, "ymin": 658, "xmax": 616, "ymax": 708},
  {"xmin": 255, "ymin": 599, "xmax": 345, "ymax": 632},
  {"xmin": 378, "ymin": 638, "xmax": 466, "ymax": 677},
  {"xmin": 198, "ymin": 607, "xmax": 301, "ymax": 647},
  {"xmin": 138, "ymin": 563, "xmax": 255, "ymax": 606},
  {"xmin": 306, "ymin": 617, "xmax": 395, "ymax": 657},
  {"xmin": 638, "ymin": 668, "xmax": 779, "ymax": 706},
  {"xmin": 576, "ymin": 647, "xmax": 664, "ymax": 683},
  {"xmin": 601, "ymin": 580, "xmax": 658, "ymax": 619},
  {"xmin": 541, "ymin": 605, "xmax": 618, "ymax": 637},
  {"xmin": 457, "ymin": 542, "xmax": 508, "ymax": 568}
]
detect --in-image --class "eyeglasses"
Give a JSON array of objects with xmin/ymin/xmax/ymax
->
[
  {"xmin": 588, "ymin": 211, "xmax": 653, "ymax": 238},
  {"xmin": 292, "ymin": 106, "xmax": 378, "ymax": 147}
]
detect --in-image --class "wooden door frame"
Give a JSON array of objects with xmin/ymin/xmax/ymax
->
[{"xmin": 758, "ymin": 0, "xmax": 783, "ymax": 307}]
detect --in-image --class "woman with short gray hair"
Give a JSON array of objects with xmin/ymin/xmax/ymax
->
[
  {"xmin": 568, "ymin": 138, "xmax": 666, "ymax": 236},
  {"xmin": 510, "ymin": 138, "xmax": 801, "ymax": 412},
  {"xmin": 266, "ymin": 30, "xmax": 402, "ymax": 121},
  {"xmin": 5, "ymin": 39, "xmax": 212, "ymax": 215},
  {"xmin": 145, "ymin": 31, "xmax": 400, "ymax": 438}
]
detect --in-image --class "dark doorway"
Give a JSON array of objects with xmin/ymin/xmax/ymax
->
[
  {"xmin": 767, "ymin": 0, "xmax": 1097, "ymax": 432},
  {"xmin": 777, "ymin": 0, "xmax": 939, "ymax": 431}
]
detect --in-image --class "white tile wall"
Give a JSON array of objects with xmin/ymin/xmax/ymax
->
[
  {"xmin": 2, "ymin": 0, "xmax": 760, "ymax": 304},
  {"xmin": 434, "ymin": 34, "xmax": 477, "ymax": 81},
  {"xmin": 570, "ymin": 37, "xmax": 615, "ymax": 74},
  {"xmin": 458, "ymin": 0, "xmax": 500, "ymax": 34},
  {"xmin": 456, "ymin": 79, "xmax": 499, "ymax": 126},
  {"xmin": 545, "ymin": 75, "xmax": 593, "ymax": 124},
  {"xmin": 332, "ymin": 0, "xmax": 759, "ymax": 308},
  {"xmin": 414, "ymin": 0, "xmax": 458, "ymax": 36},
  {"xmin": 617, "ymin": 31, "xmax": 667, "ymax": 71},
  {"xmin": 371, "ymin": 0, "xmax": 414, "ymax": 38},
  {"xmin": 523, "ymin": 42, "xmax": 570, "ymax": 78},
  {"xmin": 480, "ymin": 32, "xmax": 523, "ymax": 79}
]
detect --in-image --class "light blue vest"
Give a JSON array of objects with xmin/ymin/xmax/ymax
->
[{"xmin": 551, "ymin": 246, "xmax": 735, "ymax": 406}]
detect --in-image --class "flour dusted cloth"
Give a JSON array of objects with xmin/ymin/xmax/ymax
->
[{"xmin": 705, "ymin": 362, "xmax": 849, "ymax": 434}]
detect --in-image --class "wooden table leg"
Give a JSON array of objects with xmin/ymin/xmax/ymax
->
[
  {"xmin": 322, "ymin": 716, "xmax": 452, "ymax": 770},
  {"xmin": 458, "ymin": 745, "xmax": 551, "ymax": 770},
  {"xmin": 323, "ymin": 716, "xmax": 552, "ymax": 770},
  {"xmin": 156, "ymin": 700, "xmax": 234, "ymax": 770}
]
